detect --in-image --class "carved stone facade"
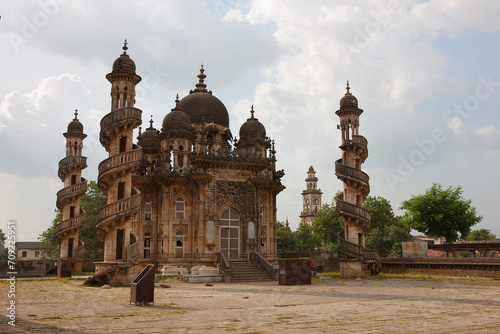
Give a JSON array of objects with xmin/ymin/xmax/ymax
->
[
  {"xmin": 299, "ymin": 166, "xmax": 322, "ymax": 226},
  {"xmin": 92, "ymin": 42, "xmax": 285, "ymax": 280}
]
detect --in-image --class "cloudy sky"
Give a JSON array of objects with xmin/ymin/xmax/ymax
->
[{"xmin": 1, "ymin": 0, "xmax": 499, "ymax": 242}]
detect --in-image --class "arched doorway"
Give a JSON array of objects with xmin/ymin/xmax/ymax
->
[
  {"xmin": 175, "ymin": 231, "xmax": 184, "ymax": 259},
  {"xmin": 220, "ymin": 208, "xmax": 240, "ymax": 261}
]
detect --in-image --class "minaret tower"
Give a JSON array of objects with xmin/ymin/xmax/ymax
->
[
  {"xmin": 55, "ymin": 110, "xmax": 88, "ymax": 277},
  {"xmin": 335, "ymin": 82, "xmax": 380, "ymax": 277},
  {"xmin": 299, "ymin": 166, "xmax": 322, "ymax": 226},
  {"xmin": 96, "ymin": 40, "xmax": 143, "ymax": 270}
]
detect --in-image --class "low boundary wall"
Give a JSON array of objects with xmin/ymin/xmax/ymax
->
[{"xmin": 382, "ymin": 257, "xmax": 500, "ymax": 278}]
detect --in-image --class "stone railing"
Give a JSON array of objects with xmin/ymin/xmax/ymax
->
[
  {"xmin": 75, "ymin": 239, "xmax": 85, "ymax": 261},
  {"xmin": 334, "ymin": 159, "xmax": 370, "ymax": 186},
  {"xmin": 98, "ymin": 148, "xmax": 142, "ymax": 176},
  {"xmin": 96, "ymin": 193, "xmax": 141, "ymax": 227},
  {"xmin": 336, "ymin": 195, "xmax": 371, "ymax": 225},
  {"xmin": 58, "ymin": 156, "xmax": 87, "ymax": 179},
  {"xmin": 100, "ymin": 107, "xmax": 142, "ymax": 134},
  {"xmin": 352, "ymin": 135, "xmax": 367, "ymax": 148},
  {"xmin": 250, "ymin": 252, "xmax": 279, "ymax": 279},
  {"xmin": 55, "ymin": 212, "xmax": 86, "ymax": 236},
  {"xmin": 338, "ymin": 230, "xmax": 381, "ymax": 270},
  {"xmin": 56, "ymin": 179, "xmax": 88, "ymax": 210},
  {"xmin": 215, "ymin": 252, "xmax": 231, "ymax": 281}
]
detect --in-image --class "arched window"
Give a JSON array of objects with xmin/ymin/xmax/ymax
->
[
  {"xmin": 143, "ymin": 234, "xmax": 151, "ymax": 258},
  {"xmin": 175, "ymin": 197, "xmax": 185, "ymax": 220}
]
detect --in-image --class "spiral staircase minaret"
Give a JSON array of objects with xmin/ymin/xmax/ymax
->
[
  {"xmin": 335, "ymin": 82, "xmax": 381, "ymax": 277},
  {"xmin": 95, "ymin": 40, "xmax": 143, "ymax": 271},
  {"xmin": 55, "ymin": 110, "xmax": 88, "ymax": 277}
]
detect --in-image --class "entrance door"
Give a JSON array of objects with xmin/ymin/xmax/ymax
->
[
  {"xmin": 220, "ymin": 208, "xmax": 239, "ymax": 260},
  {"xmin": 175, "ymin": 231, "xmax": 184, "ymax": 258}
]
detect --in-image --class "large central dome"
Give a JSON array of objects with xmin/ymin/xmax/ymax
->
[{"xmin": 177, "ymin": 66, "xmax": 229, "ymax": 127}]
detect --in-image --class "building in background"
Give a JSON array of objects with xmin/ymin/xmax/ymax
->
[
  {"xmin": 15, "ymin": 241, "xmax": 43, "ymax": 260},
  {"xmin": 299, "ymin": 166, "xmax": 322, "ymax": 226}
]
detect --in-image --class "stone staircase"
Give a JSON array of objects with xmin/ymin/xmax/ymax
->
[{"xmin": 229, "ymin": 260, "xmax": 274, "ymax": 282}]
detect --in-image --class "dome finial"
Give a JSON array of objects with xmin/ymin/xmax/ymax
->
[
  {"xmin": 250, "ymin": 105, "xmax": 255, "ymax": 119},
  {"xmin": 122, "ymin": 39, "xmax": 128, "ymax": 54},
  {"xmin": 346, "ymin": 80, "xmax": 350, "ymax": 94},
  {"xmin": 138, "ymin": 126, "xmax": 142, "ymax": 136},
  {"xmin": 74, "ymin": 109, "xmax": 79, "ymax": 120},
  {"xmin": 175, "ymin": 94, "xmax": 179, "ymax": 106},
  {"xmin": 194, "ymin": 64, "xmax": 207, "ymax": 92},
  {"xmin": 149, "ymin": 115, "xmax": 154, "ymax": 129}
]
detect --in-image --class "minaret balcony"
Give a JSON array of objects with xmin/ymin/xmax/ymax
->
[
  {"xmin": 55, "ymin": 211, "xmax": 86, "ymax": 239},
  {"xmin": 334, "ymin": 159, "xmax": 370, "ymax": 193},
  {"xmin": 58, "ymin": 156, "xmax": 87, "ymax": 180},
  {"xmin": 56, "ymin": 178, "xmax": 88, "ymax": 211},
  {"xmin": 336, "ymin": 195, "xmax": 371, "ymax": 226},
  {"xmin": 99, "ymin": 107, "xmax": 142, "ymax": 147},
  {"xmin": 96, "ymin": 192, "xmax": 141, "ymax": 228},
  {"xmin": 98, "ymin": 148, "xmax": 143, "ymax": 181}
]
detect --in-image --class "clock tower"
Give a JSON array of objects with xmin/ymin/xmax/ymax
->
[{"xmin": 299, "ymin": 166, "xmax": 322, "ymax": 226}]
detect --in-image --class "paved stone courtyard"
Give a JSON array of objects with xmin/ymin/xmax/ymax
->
[{"xmin": 1, "ymin": 274, "xmax": 500, "ymax": 333}]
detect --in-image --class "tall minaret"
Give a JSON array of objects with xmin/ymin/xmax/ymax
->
[
  {"xmin": 335, "ymin": 82, "xmax": 377, "ymax": 277},
  {"xmin": 299, "ymin": 166, "xmax": 322, "ymax": 226},
  {"xmin": 97, "ymin": 40, "xmax": 143, "ymax": 266},
  {"xmin": 55, "ymin": 110, "xmax": 88, "ymax": 277}
]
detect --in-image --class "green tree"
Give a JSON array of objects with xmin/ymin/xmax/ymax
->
[
  {"xmin": 39, "ymin": 180, "xmax": 106, "ymax": 260},
  {"xmin": 400, "ymin": 183, "xmax": 482, "ymax": 243},
  {"xmin": 39, "ymin": 210, "xmax": 61, "ymax": 259},
  {"xmin": 294, "ymin": 223, "xmax": 321, "ymax": 252},
  {"xmin": 312, "ymin": 195, "xmax": 344, "ymax": 251},
  {"xmin": 79, "ymin": 181, "xmax": 106, "ymax": 259},
  {"xmin": 0, "ymin": 228, "xmax": 7, "ymax": 260},
  {"xmin": 364, "ymin": 196, "xmax": 412, "ymax": 257},
  {"xmin": 465, "ymin": 229, "xmax": 497, "ymax": 241},
  {"xmin": 277, "ymin": 221, "xmax": 297, "ymax": 252}
]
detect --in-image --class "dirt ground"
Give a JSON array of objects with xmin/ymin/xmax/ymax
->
[{"xmin": 1, "ymin": 273, "xmax": 500, "ymax": 333}]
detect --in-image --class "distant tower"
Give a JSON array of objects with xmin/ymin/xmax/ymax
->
[
  {"xmin": 335, "ymin": 82, "xmax": 380, "ymax": 277},
  {"xmin": 300, "ymin": 166, "xmax": 322, "ymax": 226},
  {"xmin": 55, "ymin": 110, "xmax": 87, "ymax": 277}
]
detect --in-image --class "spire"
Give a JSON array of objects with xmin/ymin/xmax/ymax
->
[
  {"xmin": 194, "ymin": 64, "xmax": 208, "ymax": 92},
  {"xmin": 122, "ymin": 39, "xmax": 128, "ymax": 55},
  {"xmin": 345, "ymin": 80, "xmax": 351, "ymax": 95},
  {"xmin": 74, "ymin": 109, "xmax": 79, "ymax": 120},
  {"xmin": 249, "ymin": 105, "xmax": 255, "ymax": 120}
]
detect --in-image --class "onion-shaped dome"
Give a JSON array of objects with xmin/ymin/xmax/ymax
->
[
  {"xmin": 137, "ymin": 119, "xmax": 160, "ymax": 154},
  {"xmin": 111, "ymin": 40, "xmax": 136, "ymax": 75},
  {"xmin": 177, "ymin": 66, "xmax": 229, "ymax": 127},
  {"xmin": 161, "ymin": 97, "xmax": 195, "ymax": 139},
  {"xmin": 67, "ymin": 110, "xmax": 84, "ymax": 134},
  {"xmin": 339, "ymin": 81, "xmax": 358, "ymax": 109},
  {"xmin": 106, "ymin": 40, "xmax": 141, "ymax": 84},
  {"xmin": 237, "ymin": 106, "xmax": 268, "ymax": 147}
]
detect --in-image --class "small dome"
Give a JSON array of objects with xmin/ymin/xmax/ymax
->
[
  {"xmin": 137, "ymin": 119, "xmax": 160, "ymax": 154},
  {"xmin": 308, "ymin": 166, "xmax": 315, "ymax": 173},
  {"xmin": 339, "ymin": 81, "xmax": 358, "ymax": 109},
  {"xmin": 67, "ymin": 110, "xmax": 84, "ymax": 134},
  {"xmin": 161, "ymin": 101, "xmax": 195, "ymax": 138},
  {"xmin": 111, "ymin": 40, "xmax": 137, "ymax": 75},
  {"xmin": 177, "ymin": 66, "xmax": 229, "ymax": 127},
  {"xmin": 238, "ymin": 106, "xmax": 267, "ymax": 145}
]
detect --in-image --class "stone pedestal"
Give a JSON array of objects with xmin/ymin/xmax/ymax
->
[{"xmin": 340, "ymin": 259, "xmax": 370, "ymax": 278}]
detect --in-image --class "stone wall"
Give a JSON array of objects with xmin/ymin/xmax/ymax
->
[
  {"xmin": 382, "ymin": 257, "xmax": 500, "ymax": 278},
  {"xmin": 0, "ymin": 260, "xmax": 56, "ymax": 278}
]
